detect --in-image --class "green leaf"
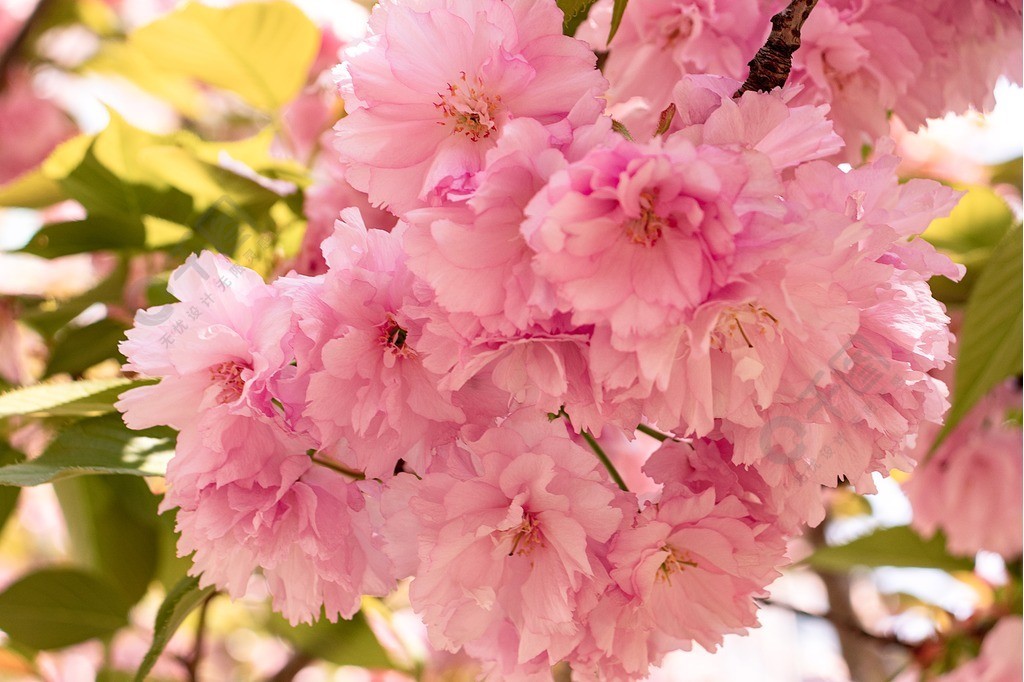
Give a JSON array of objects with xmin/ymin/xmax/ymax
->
[
  {"xmin": 22, "ymin": 117, "xmax": 196, "ymax": 257},
  {"xmin": 925, "ymin": 186, "xmax": 1017, "ymax": 303},
  {"xmin": 19, "ymin": 261, "xmax": 129, "ymax": 338},
  {"xmin": 0, "ymin": 568, "xmax": 131, "ymax": 650},
  {"xmin": 269, "ymin": 609, "xmax": 393, "ymax": 669},
  {"xmin": 805, "ymin": 526, "xmax": 976, "ymax": 572},
  {"xmin": 127, "ymin": 1, "xmax": 319, "ymax": 111},
  {"xmin": 186, "ymin": 128, "xmax": 310, "ymax": 188},
  {"xmin": 558, "ymin": 0, "xmax": 598, "ymax": 36},
  {"xmin": 0, "ymin": 444, "xmax": 24, "ymax": 534},
  {"xmin": 0, "ymin": 378, "xmax": 147, "ymax": 420},
  {"xmin": 45, "ymin": 319, "xmax": 128, "ymax": 378},
  {"xmin": 135, "ymin": 576, "xmax": 215, "ymax": 682},
  {"xmin": 54, "ymin": 476, "xmax": 160, "ymax": 604},
  {"xmin": 0, "ymin": 414, "xmax": 174, "ymax": 486},
  {"xmin": 143, "ymin": 146, "xmax": 286, "ymax": 208},
  {"xmin": 22, "ymin": 216, "xmax": 147, "ymax": 258},
  {"xmin": 936, "ymin": 224, "xmax": 1023, "ymax": 447},
  {"xmin": 154, "ymin": 507, "xmax": 191, "ymax": 590},
  {"xmin": 608, "ymin": 0, "xmax": 629, "ymax": 43},
  {"xmin": 990, "ymin": 156, "xmax": 1023, "ymax": 192}
]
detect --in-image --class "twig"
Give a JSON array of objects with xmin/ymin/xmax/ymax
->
[
  {"xmin": 636, "ymin": 423, "xmax": 673, "ymax": 441},
  {"xmin": 734, "ymin": 0, "xmax": 820, "ymax": 97},
  {"xmin": 581, "ymin": 429, "xmax": 629, "ymax": 492},
  {"xmin": 756, "ymin": 597, "xmax": 907, "ymax": 649},
  {"xmin": 267, "ymin": 651, "xmax": 315, "ymax": 682},
  {"xmin": 309, "ymin": 452, "xmax": 365, "ymax": 480},
  {"xmin": 180, "ymin": 592, "xmax": 215, "ymax": 682},
  {"xmin": 0, "ymin": 0, "xmax": 51, "ymax": 92}
]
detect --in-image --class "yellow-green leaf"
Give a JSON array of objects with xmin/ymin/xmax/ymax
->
[
  {"xmin": 806, "ymin": 526, "xmax": 975, "ymax": 572},
  {"xmin": 82, "ymin": 41, "xmax": 206, "ymax": 117},
  {"xmin": 934, "ymin": 224, "xmax": 1023, "ymax": 448},
  {"xmin": 0, "ymin": 169, "xmax": 66, "ymax": 209},
  {"xmin": 127, "ymin": 1, "xmax": 319, "ymax": 111},
  {"xmin": 0, "ymin": 378, "xmax": 147, "ymax": 420}
]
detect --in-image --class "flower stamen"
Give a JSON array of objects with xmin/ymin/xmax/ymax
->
[
  {"xmin": 379, "ymin": 316, "xmax": 415, "ymax": 358},
  {"xmin": 626, "ymin": 191, "xmax": 667, "ymax": 246},
  {"xmin": 710, "ymin": 303, "xmax": 780, "ymax": 351},
  {"xmin": 209, "ymin": 360, "xmax": 248, "ymax": 404},
  {"xmin": 506, "ymin": 513, "xmax": 543, "ymax": 557},
  {"xmin": 657, "ymin": 544, "xmax": 698, "ymax": 585},
  {"xmin": 435, "ymin": 71, "xmax": 501, "ymax": 142}
]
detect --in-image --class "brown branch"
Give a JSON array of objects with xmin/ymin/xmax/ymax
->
[
  {"xmin": 756, "ymin": 597, "xmax": 907, "ymax": 650},
  {"xmin": 0, "ymin": 0, "xmax": 52, "ymax": 92},
  {"xmin": 176, "ymin": 592, "xmax": 215, "ymax": 682},
  {"xmin": 734, "ymin": 0, "xmax": 820, "ymax": 97},
  {"xmin": 266, "ymin": 652, "xmax": 315, "ymax": 682}
]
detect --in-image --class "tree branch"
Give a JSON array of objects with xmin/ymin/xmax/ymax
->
[
  {"xmin": 176, "ymin": 592, "xmax": 215, "ymax": 682},
  {"xmin": 0, "ymin": 0, "xmax": 51, "ymax": 92},
  {"xmin": 734, "ymin": 0, "xmax": 820, "ymax": 97},
  {"xmin": 266, "ymin": 651, "xmax": 315, "ymax": 682}
]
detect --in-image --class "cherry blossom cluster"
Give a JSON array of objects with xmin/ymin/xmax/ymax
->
[
  {"xmin": 116, "ymin": 0, "xmax": 1021, "ymax": 678},
  {"xmin": 580, "ymin": 0, "xmax": 1023, "ymax": 159}
]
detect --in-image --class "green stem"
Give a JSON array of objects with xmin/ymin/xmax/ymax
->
[
  {"xmin": 636, "ymin": 423, "xmax": 673, "ymax": 441},
  {"xmin": 581, "ymin": 430, "xmax": 629, "ymax": 492},
  {"xmin": 636, "ymin": 423, "xmax": 694, "ymax": 449},
  {"xmin": 310, "ymin": 456, "xmax": 365, "ymax": 480}
]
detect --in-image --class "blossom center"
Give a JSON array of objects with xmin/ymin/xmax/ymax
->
[
  {"xmin": 209, "ymin": 360, "xmax": 248, "ymax": 404},
  {"xmin": 506, "ymin": 513, "xmax": 544, "ymax": 557},
  {"xmin": 710, "ymin": 303, "xmax": 779, "ymax": 351},
  {"xmin": 435, "ymin": 72, "xmax": 501, "ymax": 142},
  {"xmin": 625, "ymin": 191, "xmax": 668, "ymax": 246},
  {"xmin": 379, "ymin": 316, "xmax": 413, "ymax": 357},
  {"xmin": 658, "ymin": 8, "xmax": 701, "ymax": 48},
  {"xmin": 657, "ymin": 544, "xmax": 697, "ymax": 584}
]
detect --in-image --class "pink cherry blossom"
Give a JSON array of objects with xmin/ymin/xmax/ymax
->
[
  {"xmin": 607, "ymin": 483, "xmax": 786, "ymax": 652},
  {"xmin": 577, "ymin": 0, "xmax": 775, "ymax": 139},
  {"xmin": 165, "ymin": 415, "xmax": 394, "ymax": 625},
  {"xmin": 785, "ymin": 0, "xmax": 1021, "ymax": 157},
  {"xmin": 404, "ymin": 117, "xmax": 610, "ymax": 335},
  {"xmin": 333, "ymin": 0, "xmax": 607, "ymax": 214},
  {"xmin": 937, "ymin": 617, "xmax": 1023, "ymax": 682},
  {"xmin": 294, "ymin": 130, "xmax": 398, "ymax": 277},
  {"xmin": 905, "ymin": 380, "xmax": 1023, "ymax": 558},
  {"xmin": 297, "ymin": 211, "xmax": 464, "ymax": 477},
  {"xmin": 575, "ymin": 436, "xmax": 785, "ymax": 671},
  {"xmin": 381, "ymin": 410, "xmax": 625, "ymax": 673},
  {"xmin": 117, "ymin": 252, "xmax": 295, "ymax": 432},
  {"xmin": 521, "ymin": 128, "xmax": 783, "ymax": 361},
  {"xmin": 912, "ymin": 0, "xmax": 1022, "ymax": 125},
  {"xmin": 0, "ymin": 68, "xmax": 75, "ymax": 185},
  {"xmin": 712, "ymin": 154, "xmax": 962, "ymax": 527},
  {"xmin": 0, "ymin": 300, "xmax": 44, "ymax": 385}
]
